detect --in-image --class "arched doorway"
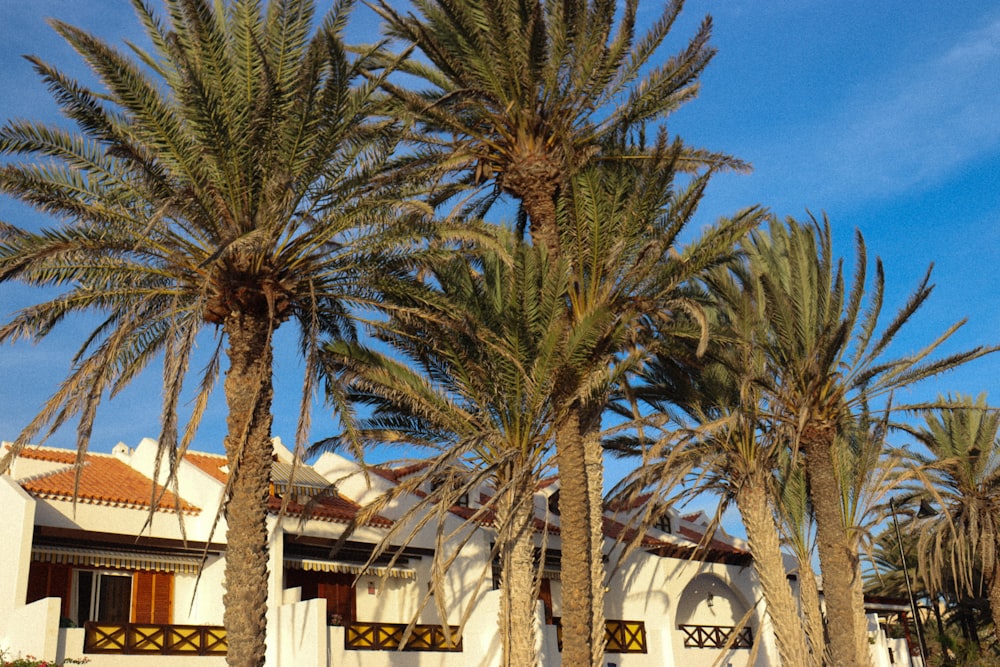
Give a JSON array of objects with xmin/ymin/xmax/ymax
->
[{"xmin": 671, "ymin": 573, "xmax": 755, "ymax": 667}]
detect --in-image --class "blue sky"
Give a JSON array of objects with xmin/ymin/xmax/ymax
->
[{"xmin": 1, "ymin": 1, "xmax": 999, "ymax": 486}]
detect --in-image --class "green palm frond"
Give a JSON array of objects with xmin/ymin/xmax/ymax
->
[
  {"xmin": 0, "ymin": 0, "xmax": 401, "ymax": 472},
  {"xmin": 897, "ymin": 395, "xmax": 1000, "ymax": 600},
  {"xmin": 370, "ymin": 0, "xmax": 743, "ymax": 252}
]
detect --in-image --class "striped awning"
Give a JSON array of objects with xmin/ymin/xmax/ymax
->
[
  {"xmin": 283, "ymin": 557, "xmax": 415, "ymax": 580},
  {"xmin": 32, "ymin": 545, "xmax": 203, "ymax": 574}
]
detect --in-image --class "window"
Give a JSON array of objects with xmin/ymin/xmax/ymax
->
[
  {"xmin": 655, "ymin": 513, "xmax": 672, "ymax": 534},
  {"xmin": 26, "ymin": 562, "xmax": 172, "ymax": 626},
  {"xmin": 430, "ymin": 475, "xmax": 469, "ymax": 508},
  {"xmin": 74, "ymin": 571, "xmax": 132, "ymax": 624},
  {"xmin": 547, "ymin": 491, "xmax": 560, "ymax": 515}
]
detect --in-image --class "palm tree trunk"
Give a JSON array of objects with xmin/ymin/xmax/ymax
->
[
  {"xmin": 222, "ymin": 310, "xmax": 275, "ymax": 667},
  {"xmin": 497, "ymin": 483, "xmax": 540, "ymax": 667},
  {"xmin": 798, "ymin": 553, "xmax": 827, "ymax": 662},
  {"xmin": 802, "ymin": 430, "xmax": 871, "ymax": 667},
  {"xmin": 555, "ymin": 407, "xmax": 606, "ymax": 667},
  {"xmin": 519, "ymin": 169, "xmax": 605, "ymax": 666},
  {"xmin": 989, "ymin": 561, "xmax": 1000, "ymax": 646},
  {"xmin": 505, "ymin": 157, "xmax": 561, "ymax": 258},
  {"xmin": 737, "ymin": 479, "xmax": 815, "ymax": 667}
]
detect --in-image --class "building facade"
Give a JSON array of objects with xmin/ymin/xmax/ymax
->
[{"xmin": 0, "ymin": 437, "xmax": 910, "ymax": 666}]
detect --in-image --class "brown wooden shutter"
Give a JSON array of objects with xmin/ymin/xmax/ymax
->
[
  {"xmin": 26, "ymin": 562, "xmax": 72, "ymax": 617},
  {"xmin": 317, "ymin": 574, "xmax": 355, "ymax": 625},
  {"xmin": 132, "ymin": 571, "xmax": 173, "ymax": 624},
  {"xmin": 132, "ymin": 571, "xmax": 153, "ymax": 622},
  {"xmin": 153, "ymin": 572, "xmax": 173, "ymax": 623},
  {"xmin": 539, "ymin": 578, "xmax": 554, "ymax": 625}
]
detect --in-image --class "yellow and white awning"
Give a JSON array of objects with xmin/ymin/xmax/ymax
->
[
  {"xmin": 32, "ymin": 545, "xmax": 203, "ymax": 574},
  {"xmin": 283, "ymin": 557, "xmax": 415, "ymax": 580}
]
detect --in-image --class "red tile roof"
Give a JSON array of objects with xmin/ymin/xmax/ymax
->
[
  {"xmin": 267, "ymin": 494, "xmax": 392, "ymax": 528},
  {"xmin": 15, "ymin": 447, "xmax": 79, "ymax": 464},
  {"xmin": 184, "ymin": 451, "xmax": 390, "ymax": 527},
  {"xmin": 18, "ymin": 449, "xmax": 199, "ymax": 514},
  {"xmin": 185, "ymin": 452, "xmax": 229, "ymax": 484},
  {"xmin": 676, "ymin": 525, "xmax": 746, "ymax": 556},
  {"xmin": 370, "ymin": 461, "xmax": 430, "ymax": 483}
]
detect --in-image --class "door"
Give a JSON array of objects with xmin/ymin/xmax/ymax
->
[
  {"xmin": 285, "ymin": 568, "xmax": 356, "ymax": 625},
  {"xmin": 96, "ymin": 573, "xmax": 132, "ymax": 622},
  {"xmin": 74, "ymin": 571, "xmax": 133, "ymax": 624}
]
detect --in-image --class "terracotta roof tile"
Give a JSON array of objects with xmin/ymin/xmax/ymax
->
[
  {"xmin": 19, "ymin": 450, "xmax": 199, "ymax": 514},
  {"xmin": 676, "ymin": 525, "xmax": 746, "ymax": 555},
  {"xmin": 267, "ymin": 493, "xmax": 392, "ymax": 527},
  {"xmin": 184, "ymin": 451, "xmax": 390, "ymax": 527},
  {"xmin": 15, "ymin": 447, "xmax": 80, "ymax": 464},
  {"xmin": 185, "ymin": 452, "xmax": 228, "ymax": 484},
  {"xmin": 370, "ymin": 461, "xmax": 430, "ymax": 483}
]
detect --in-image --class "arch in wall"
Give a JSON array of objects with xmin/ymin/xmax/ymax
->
[{"xmin": 671, "ymin": 572, "xmax": 756, "ymax": 667}]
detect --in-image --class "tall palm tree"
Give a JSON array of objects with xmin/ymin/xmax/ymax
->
[
  {"xmin": 744, "ymin": 216, "xmax": 996, "ymax": 666},
  {"xmin": 776, "ymin": 465, "xmax": 827, "ymax": 661},
  {"xmin": 612, "ymin": 261, "xmax": 817, "ymax": 667},
  {"xmin": 0, "ymin": 2, "xmax": 398, "ymax": 665},
  {"xmin": 368, "ymin": 3, "xmax": 746, "ymax": 661},
  {"xmin": 903, "ymin": 395, "xmax": 1000, "ymax": 645},
  {"xmin": 548, "ymin": 151, "xmax": 757, "ymax": 663},
  {"xmin": 319, "ymin": 228, "xmax": 564, "ymax": 666}
]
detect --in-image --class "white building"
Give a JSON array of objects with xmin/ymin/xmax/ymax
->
[{"xmin": 0, "ymin": 437, "xmax": 911, "ymax": 666}]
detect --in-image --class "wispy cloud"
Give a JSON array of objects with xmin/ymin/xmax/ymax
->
[
  {"xmin": 735, "ymin": 13, "xmax": 1000, "ymax": 212},
  {"xmin": 823, "ymin": 17, "xmax": 1000, "ymax": 193}
]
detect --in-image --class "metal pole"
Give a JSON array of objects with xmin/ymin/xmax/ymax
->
[{"xmin": 890, "ymin": 498, "xmax": 928, "ymax": 665}]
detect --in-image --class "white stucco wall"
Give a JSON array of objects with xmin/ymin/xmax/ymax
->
[
  {"xmin": 274, "ymin": 598, "xmax": 328, "ymax": 667},
  {"xmin": 605, "ymin": 551, "xmax": 776, "ymax": 667},
  {"xmin": 0, "ymin": 476, "xmax": 47, "ymax": 660},
  {"xmin": 172, "ymin": 556, "xmax": 226, "ymax": 625},
  {"xmin": 1, "ymin": 597, "xmax": 61, "ymax": 661},
  {"xmin": 5, "ymin": 442, "xmax": 798, "ymax": 667},
  {"xmin": 125, "ymin": 437, "xmax": 229, "ymax": 540},
  {"xmin": 0, "ymin": 476, "xmax": 35, "ymax": 616}
]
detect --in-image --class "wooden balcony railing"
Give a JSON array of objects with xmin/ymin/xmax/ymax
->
[
  {"xmin": 345, "ymin": 622, "xmax": 462, "ymax": 652},
  {"xmin": 679, "ymin": 623, "xmax": 753, "ymax": 649},
  {"xmin": 553, "ymin": 618, "xmax": 648, "ymax": 653},
  {"xmin": 83, "ymin": 621, "xmax": 227, "ymax": 656}
]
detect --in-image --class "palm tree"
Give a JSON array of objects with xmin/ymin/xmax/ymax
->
[
  {"xmin": 903, "ymin": 395, "xmax": 1000, "ymax": 646},
  {"xmin": 0, "ymin": 2, "xmax": 398, "ymax": 665},
  {"xmin": 744, "ymin": 216, "xmax": 996, "ymax": 666},
  {"xmin": 318, "ymin": 228, "xmax": 564, "ymax": 666},
  {"xmin": 372, "ymin": 0, "xmax": 741, "ymax": 256},
  {"xmin": 612, "ymin": 261, "xmax": 817, "ymax": 667},
  {"xmin": 776, "ymin": 465, "xmax": 827, "ymax": 661},
  {"xmin": 367, "ymin": 3, "xmax": 746, "ymax": 661},
  {"xmin": 549, "ymin": 152, "xmax": 758, "ymax": 663}
]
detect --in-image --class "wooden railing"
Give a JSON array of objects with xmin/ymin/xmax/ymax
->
[
  {"xmin": 679, "ymin": 623, "xmax": 753, "ymax": 649},
  {"xmin": 553, "ymin": 618, "xmax": 648, "ymax": 653},
  {"xmin": 345, "ymin": 622, "xmax": 462, "ymax": 651},
  {"xmin": 83, "ymin": 621, "xmax": 227, "ymax": 656}
]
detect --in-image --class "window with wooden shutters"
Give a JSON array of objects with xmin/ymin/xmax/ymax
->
[{"xmin": 131, "ymin": 570, "xmax": 173, "ymax": 624}]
